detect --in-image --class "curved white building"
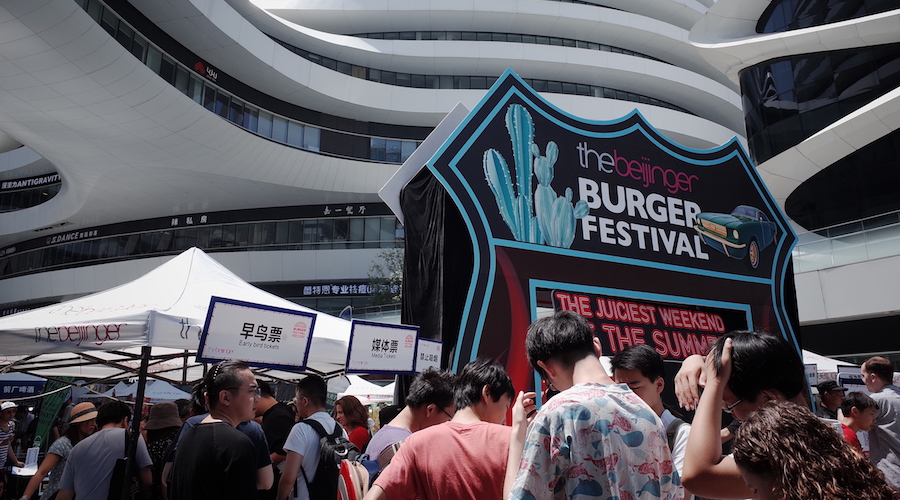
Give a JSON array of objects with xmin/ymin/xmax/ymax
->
[
  {"xmin": 0, "ymin": 0, "xmax": 741, "ymax": 322},
  {"xmin": 691, "ymin": 0, "xmax": 900, "ymax": 363}
]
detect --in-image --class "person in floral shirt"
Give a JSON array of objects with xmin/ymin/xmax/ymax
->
[{"xmin": 507, "ymin": 311, "xmax": 682, "ymax": 500}]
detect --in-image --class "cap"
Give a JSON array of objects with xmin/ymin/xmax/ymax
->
[
  {"xmin": 144, "ymin": 402, "xmax": 182, "ymax": 430},
  {"xmin": 0, "ymin": 402, "xmax": 16, "ymax": 411},
  {"xmin": 68, "ymin": 402, "xmax": 98, "ymax": 424},
  {"xmin": 817, "ymin": 381, "xmax": 848, "ymax": 393}
]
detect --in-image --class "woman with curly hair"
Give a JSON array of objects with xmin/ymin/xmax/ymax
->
[
  {"xmin": 733, "ymin": 400, "xmax": 899, "ymax": 500},
  {"xmin": 334, "ymin": 395, "xmax": 371, "ymax": 451}
]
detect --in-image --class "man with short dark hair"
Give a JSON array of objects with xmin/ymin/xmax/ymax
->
[
  {"xmin": 57, "ymin": 400, "xmax": 152, "ymax": 500},
  {"xmin": 277, "ymin": 374, "xmax": 341, "ymax": 500},
  {"xmin": 508, "ymin": 311, "xmax": 681, "ymax": 499},
  {"xmin": 839, "ymin": 391, "xmax": 878, "ymax": 454},
  {"xmin": 815, "ymin": 380, "xmax": 848, "ymax": 420},
  {"xmin": 611, "ymin": 345, "xmax": 691, "ymax": 499},
  {"xmin": 365, "ymin": 359, "xmax": 515, "ymax": 500},
  {"xmin": 365, "ymin": 367, "xmax": 456, "ymax": 462},
  {"xmin": 862, "ymin": 356, "xmax": 900, "ymax": 490}
]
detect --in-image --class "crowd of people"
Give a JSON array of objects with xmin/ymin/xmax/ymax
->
[{"xmin": 2, "ymin": 311, "xmax": 899, "ymax": 499}]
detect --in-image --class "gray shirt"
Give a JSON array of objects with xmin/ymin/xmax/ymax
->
[
  {"xmin": 59, "ymin": 428, "xmax": 152, "ymax": 500},
  {"xmin": 42, "ymin": 436, "xmax": 73, "ymax": 500},
  {"xmin": 870, "ymin": 384, "xmax": 900, "ymax": 490}
]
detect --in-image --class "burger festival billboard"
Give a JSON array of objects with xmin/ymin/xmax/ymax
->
[{"xmin": 397, "ymin": 70, "xmax": 798, "ymax": 394}]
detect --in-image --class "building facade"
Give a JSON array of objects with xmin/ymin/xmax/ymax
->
[
  {"xmin": 691, "ymin": 0, "xmax": 900, "ymax": 363},
  {"xmin": 0, "ymin": 0, "xmax": 740, "ymax": 320}
]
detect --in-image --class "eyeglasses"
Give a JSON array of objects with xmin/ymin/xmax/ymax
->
[
  {"xmin": 438, "ymin": 406, "xmax": 455, "ymax": 421},
  {"xmin": 226, "ymin": 386, "xmax": 261, "ymax": 399},
  {"xmin": 723, "ymin": 398, "xmax": 743, "ymax": 414}
]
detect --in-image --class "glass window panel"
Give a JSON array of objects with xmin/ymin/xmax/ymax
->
[
  {"xmin": 215, "ymin": 92, "xmax": 229, "ymax": 117},
  {"xmin": 371, "ymin": 138, "xmax": 386, "ymax": 161},
  {"xmin": 100, "ymin": 8, "xmax": 118, "ymax": 35},
  {"xmin": 336, "ymin": 61, "xmax": 351, "ymax": 75},
  {"xmin": 87, "ymin": 0, "xmax": 102, "ymax": 21},
  {"xmin": 130, "ymin": 36, "xmax": 147, "ymax": 62},
  {"xmin": 287, "ymin": 121, "xmax": 304, "ymax": 147},
  {"xmin": 548, "ymin": 81, "xmax": 562, "ymax": 93},
  {"xmin": 275, "ymin": 221, "xmax": 290, "ymax": 245},
  {"xmin": 386, "ymin": 140, "xmax": 402, "ymax": 163},
  {"xmin": 228, "ymin": 99, "xmax": 243, "ymax": 124},
  {"xmin": 396, "ymin": 73, "xmax": 411, "ymax": 87},
  {"xmin": 272, "ymin": 116, "xmax": 288, "ymax": 142},
  {"xmin": 364, "ymin": 218, "xmax": 381, "ymax": 248},
  {"xmin": 289, "ymin": 220, "xmax": 304, "ymax": 244},
  {"xmin": 401, "ymin": 141, "xmax": 417, "ymax": 162},
  {"xmin": 470, "ymin": 76, "xmax": 487, "ymax": 89},
  {"xmin": 174, "ymin": 67, "xmax": 190, "ymax": 94},
  {"xmin": 258, "ymin": 111, "xmax": 273, "ymax": 138},
  {"xmin": 146, "ymin": 47, "xmax": 162, "ymax": 75},
  {"xmin": 159, "ymin": 55, "xmax": 176, "ymax": 84},
  {"xmin": 303, "ymin": 126, "xmax": 320, "ymax": 151},
  {"xmin": 189, "ymin": 77, "xmax": 203, "ymax": 103},
  {"xmin": 243, "ymin": 106, "xmax": 259, "ymax": 131},
  {"xmin": 380, "ymin": 218, "xmax": 396, "ymax": 243},
  {"xmin": 116, "ymin": 23, "xmax": 134, "ymax": 49},
  {"xmin": 203, "ymin": 85, "xmax": 216, "ymax": 112},
  {"xmin": 233, "ymin": 224, "xmax": 250, "ymax": 246}
]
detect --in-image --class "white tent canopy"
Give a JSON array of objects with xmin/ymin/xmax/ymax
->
[
  {"xmin": 337, "ymin": 375, "xmax": 395, "ymax": 405},
  {"xmin": 802, "ymin": 349, "xmax": 855, "ymax": 374},
  {"xmin": 0, "ymin": 248, "xmax": 351, "ymax": 383}
]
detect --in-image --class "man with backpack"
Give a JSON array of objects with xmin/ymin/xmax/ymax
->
[
  {"xmin": 611, "ymin": 345, "xmax": 693, "ymax": 500},
  {"xmin": 278, "ymin": 374, "xmax": 350, "ymax": 500}
]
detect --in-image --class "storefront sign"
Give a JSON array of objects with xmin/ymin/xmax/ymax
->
[
  {"xmin": 345, "ymin": 320, "xmax": 418, "ymax": 374},
  {"xmin": 198, "ymin": 297, "xmax": 316, "ymax": 370}
]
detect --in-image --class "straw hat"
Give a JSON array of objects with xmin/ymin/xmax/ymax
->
[
  {"xmin": 68, "ymin": 402, "xmax": 98, "ymax": 424},
  {"xmin": 144, "ymin": 402, "xmax": 182, "ymax": 430}
]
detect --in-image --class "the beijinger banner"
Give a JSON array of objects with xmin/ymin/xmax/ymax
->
[
  {"xmin": 345, "ymin": 320, "xmax": 419, "ymax": 375},
  {"xmin": 414, "ymin": 69, "xmax": 798, "ymax": 391},
  {"xmin": 198, "ymin": 296, "xmax": 316, "ymax": 371}
]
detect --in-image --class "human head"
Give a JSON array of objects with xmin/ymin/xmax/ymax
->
[
  {"xmin": 204, "ymin": 360, "xmax": 258, "ymax": 423},
  {"xmin": 711, "ymin": 331, "xmax": 805, "ymax": 421},
  {"xmin": 403, "ymin": 367, "xmax": 457, "ymax": 429},
  {"xmin": 526, "ymin": 311, "xmax": 598, "ymax": 390},
  {"xmin": 144, "ymin": 402, "xmax": 183, "ymax": 431},
  {"xmin": 610, "ymin": 345, "xmax": 666, "ymax": 415},
  {"xmin": 96, "ymin": 400, "xmax": 132, "ymax": 428},
  {"xmin": 454, "ymin": 358, "xmax": 515, "ymax": 424},
  {"xmin": 295, "ymin": 374, "xmax": 327, "ymax": 418},
  {"xmin": 173, "ymin": 398, "xmax": 192, "ymax": 421},
  {"xmin": 65, "ymin": 402, "xmax": 98, "ymax": 443},
  {"xmin": 816, "ymin": 381, "xmax": 848, "ymax": 412},
  {"xmin": 0, "ymin": 402, "xmax": 16, "ymax": 421},
  {"xmin": 733, "ymin": 401, "xmax": 896, "ymax": 500},
  {"xmin": 258, "ymin": 379, "xmax": 275, "ymax": 399},
  {"xmin": 190, "ymin": 382, "xmax": 208, "ymax": 415},
  {"xmin": 334, "ymin": 395, "xmax": 368, "ymax": 428},
  {"xmin": 861, "ymin": 356, "xmax": 894, "ymax": 393},
  {"xmin": 841, "ymin": 391, "xmax": 879, "ymax": 432}
]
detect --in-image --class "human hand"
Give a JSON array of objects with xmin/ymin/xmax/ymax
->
[
  {"xmin": 705, "ymin": 337, "xmax": 733, "ymax": 387},
  {"xmin": 674, "ymin": 354, "xmax": 706, "ymax": 411},
  {"xmin": 511, "ymin": 391, "xmax": 537, "ymax": 433}
]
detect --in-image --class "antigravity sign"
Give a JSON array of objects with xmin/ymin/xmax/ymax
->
[{"xmin": 402, "ymin": 69, "xmax": 798, "ymax": 390}]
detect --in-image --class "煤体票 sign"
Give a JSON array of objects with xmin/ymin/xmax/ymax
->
[{"xmin": 345, "ymin": 320, "xmax": 418, "ymax": 374}]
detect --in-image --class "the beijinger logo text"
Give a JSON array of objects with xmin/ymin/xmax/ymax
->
[{"xmin": 575, "ymin": 141, "xmax": 709, "ymax": 260}]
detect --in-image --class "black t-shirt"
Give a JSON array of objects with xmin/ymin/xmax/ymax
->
[
  {"xmin": 169, "ymin": 422, "xmax": 257, "ymax": 500},
  {"xmin": 262, "ymin": 402, "xmax": 295, "ymax": 456}
]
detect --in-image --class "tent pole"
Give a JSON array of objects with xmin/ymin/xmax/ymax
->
[{"xmin": 121, "ymin": 345, "xmax": 151, "ymax": 500}]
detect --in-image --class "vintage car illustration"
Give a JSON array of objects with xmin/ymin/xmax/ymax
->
[{"xmin": 694, "ymin": 205, "xmax": 777, "ymax": 269}]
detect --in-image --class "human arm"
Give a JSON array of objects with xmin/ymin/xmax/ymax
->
[
  {"xmin": 20, "ymin": 452, "xmax": 62, "ymax": 499},
  {"xmin": 138, "ymin": 465, "xmax": 152, "ymax": 500},
  {"xmin": 363, "ymin": 485, "xmax": 389, "ymax": 500},
  {"xmin": 55, "ymin": 490, "xmax": 74, "ymax": 500},
  {"xmin": 504, "ymin": 391, "xmax": 536, "ymax": 500},
  {"xmin": 160, "ymin": 461, "xmax": 172, "ymax": 500},
  {"xmin": 7, "ymin": 433, "xmax": 23, "ymax": 467},
  {"xmin": 257, "ymin": 464, "xmax": 273, "ymax": 490},
  {"xmin": 270, "ymin": 451, "xmax": 286, "ymax": 466},
  {"xmin": 674, "ymin": 354, "xmax": 706, "ymax": 411},
  {"xmin": 680, "ymin": 339, "xmax": 753, "ymax": 498},
  {"xmin": 276, "ymin": 450, "xmax": 302, "ymax": 500}
]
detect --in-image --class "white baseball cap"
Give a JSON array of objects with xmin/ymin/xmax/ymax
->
[{"xmin": 0, "ymin": 402, "xmax": 16, "ymax": 411}]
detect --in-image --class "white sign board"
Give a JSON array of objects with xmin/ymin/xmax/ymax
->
[
  {"xmin": 415, "ymin": 338, "xmax": 442, "ymax": 372},
  {"xmin": 837, "ymin": 365, "xmax": 867, "ymax": 394},
  {"xmin": 345, "ymin": 320, "xmax": 418, "ymax": 374},
  {"xmin": 198, "ymin": 297, "xmax": 316, "ymax": 370}
]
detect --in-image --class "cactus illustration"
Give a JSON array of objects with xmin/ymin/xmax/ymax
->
[{"xmin": 483, "ymin": 104, "xmax": 589, "ymax": 248}]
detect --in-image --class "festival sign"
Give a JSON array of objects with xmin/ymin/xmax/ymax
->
[
  {"xmin": 198, "ymin": 296, "xmax": 316, "ymax": 370},
  {"xmin": 345, "ymin": 320, "xmax": 419, "ymax": 374},
  {"xmin": 397, "ymin": 69, "xmax": 798, "ymax": 393},
  {"xmin": 551, "ymin": 289, "xmax": 749, "ymax": 360}
]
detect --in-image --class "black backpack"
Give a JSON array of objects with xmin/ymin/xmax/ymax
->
[{"xmin": 299, "ymin": 419, "xmax": 361, "ymax": 500}]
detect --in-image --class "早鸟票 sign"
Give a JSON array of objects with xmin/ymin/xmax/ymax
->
[
  {"xmin": 345, "ymin": 320, "xmax": 418, "ymax": 374},
  {"xmin": 415, "ymin": 338, "xmax": 442, "ymax": 372},
  {"xmin": 396, "ymin": 69, "xmax": 799, "ymax": 396},
  {"xmin": 551, "ymin": 288, "xmax": 749, "ymax": 361},
  {"xmin": 198, "ymin": 297, "xmax": 316, "ymax": 371}
]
